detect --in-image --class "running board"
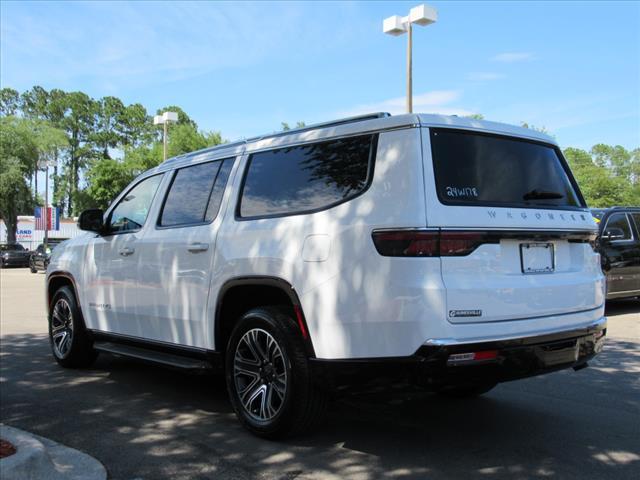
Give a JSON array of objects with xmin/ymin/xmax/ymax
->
[{"xmin": 94, "ymin": 341, "xmax": 213, "ymax": 371}]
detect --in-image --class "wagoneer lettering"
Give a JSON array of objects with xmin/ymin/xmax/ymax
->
[{"xmin": 46, "ymin": 112, "xmax": 606, "ymax": 439}]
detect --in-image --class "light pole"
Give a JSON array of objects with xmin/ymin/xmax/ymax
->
[
  {"xmin": 153, "ymin": 111, "xmax": 179, "ymax": 161},
  {"xmin": 383, "ymin": 4, "xmax": 438, "ymax": 113},
  {"xmin": 38, "ymin": 158, "xmax": 56, "ymax": 251}
]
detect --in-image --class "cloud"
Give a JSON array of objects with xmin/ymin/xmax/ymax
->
[
  {"xmin": 467, "ymin": 72, "xmax": 505, "ymax": 81},
  {"xmin": 338, "ymin": 90, "xmax": 475, "ymax": 117},
  {"xmin": 491, "ymin": 52, "xmax": 534, "ymax": 63}
]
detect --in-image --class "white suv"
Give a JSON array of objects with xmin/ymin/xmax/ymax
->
[{"xmin": 46, "ymin": 113, "xmax": 606, "ymax": 438}]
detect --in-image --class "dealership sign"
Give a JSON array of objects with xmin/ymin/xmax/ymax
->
[{"xmin": 16, "ymin": 228, "xmax": 33, "ymax": 240}]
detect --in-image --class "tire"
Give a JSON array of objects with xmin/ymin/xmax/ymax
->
[
  {"xmin": 225, "ymin": 306, "xmax": 327, "ymax": 439},
  {"xmin": 438, "ymin": 383, "xmax": 497, "ymax": 398},
  {"xmin": 48, "ymin": 286, "xmax": 97, "ymax": 368},
  {"xmin": 30, "ymin": 260, "xmax": 37, "ymax": 274}
]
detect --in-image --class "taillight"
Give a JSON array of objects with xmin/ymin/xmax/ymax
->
[
  {"xmin": 439, "ymin": 231, "xmax": 488, "ymax": 256},
  {"xmin": 371, "ymin": 231, "xmax": 439, "ymax": 257},
  {"xmin": 372, "ymin": 230, "xmax": 497, "ymax": 257}
]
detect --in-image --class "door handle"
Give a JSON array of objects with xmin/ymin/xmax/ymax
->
[
  {"xmin": 188, "ymin": 242, "xmax": 209, "ymax": 253},
  {"xmin": 119, "ymin": 246, "xmax": 135, "ymax": 256}
]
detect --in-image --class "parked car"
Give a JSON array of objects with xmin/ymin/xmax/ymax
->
[
  {"xmin": 591, "ymin": 207, "xmax": 640, "ymax": 300},
  {"xmin": 0, "ymin": 243, "xmax": 31, "ymax": 268},
  {"xmin": 46, "ymin": 113, "xmax": 606, "ymax": 438},
  {"xmin": 30, "ymin": 240, "xmax": 67, "ymax": 273}
]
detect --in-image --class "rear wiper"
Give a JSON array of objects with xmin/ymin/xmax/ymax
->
[{"xmin": 523, "ymin": 189, "xmax": 564, "ymax": 200}]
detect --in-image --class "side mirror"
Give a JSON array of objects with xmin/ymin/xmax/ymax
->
[
  {"xmin": 78, "ymin": 209, "xmax": 105, "ymax": 233},
  {"xmin": 602, "ymin": 227, "xmax": 625, "ymax": 242}
]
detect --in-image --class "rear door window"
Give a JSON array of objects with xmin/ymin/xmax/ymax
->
[
  {"xmin": 239, "ymin": 134, "xmax": 377, "ymax": 218},
  {"xmin": 430, "ymin": 128, "xmax": 584, "ymax": 209},
  {"xmin": 159, "ymin": 158, "xmax": 233, "ymax": 228}
]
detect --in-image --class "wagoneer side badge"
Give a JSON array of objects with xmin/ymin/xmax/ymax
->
[{"xmin": 449, "ymin": 310, "xmax": 482, "ymax": 318}]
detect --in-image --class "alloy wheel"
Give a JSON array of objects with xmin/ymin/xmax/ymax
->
[
  {"xmin": 233, "ymin": 328, "xmax": 288, "ymax": 421},
  {"xmin": 51, "ymin": 298, "xmax": 74, "ymax": 359}
]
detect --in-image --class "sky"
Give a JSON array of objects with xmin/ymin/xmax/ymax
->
[{"xmin": 1, "ymin": 0, "xmax": 639, "ymax": 151}]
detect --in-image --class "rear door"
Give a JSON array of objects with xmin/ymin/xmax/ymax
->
[
  {"xmin": 133, "ymin": 157, "xmax": 235, "ymax": 347},
  {"xmin": 422, "ymin": 127, "xmax": 604, "ymax": 323}
]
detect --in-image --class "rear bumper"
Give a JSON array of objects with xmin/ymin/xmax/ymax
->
[{"xmin": 310, "ymin": 317, "xmax": 606, "ymax": 392}]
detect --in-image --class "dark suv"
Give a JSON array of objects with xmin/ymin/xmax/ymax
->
[
  {"xmin": 0, "ymin": 243, "xmax": 31, "ymax": 268},
  {"xmin": 591, "ymin": 207, "xmax": 640, "ymax": 300},
  {"xmin": 29, "ymin": 240, "xmax": 67, "ymax": 273}
]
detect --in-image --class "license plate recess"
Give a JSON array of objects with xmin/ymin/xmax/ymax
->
[{"xmin": 520, "ymin": 242, "xmax": 554, "ymax": 274}]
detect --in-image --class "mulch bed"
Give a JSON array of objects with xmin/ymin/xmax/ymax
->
[{"xmin": 0, "ymin": 438, "xmax": 17, "ymax": 459}]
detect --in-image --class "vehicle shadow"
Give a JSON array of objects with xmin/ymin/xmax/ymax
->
[
  {"xmin": 1, "ymin": 333, "xmax": 639, "ymax": 480},
  {"xmin": 606, "ymin": 298, "xmax": 640, "ymax": 317}
]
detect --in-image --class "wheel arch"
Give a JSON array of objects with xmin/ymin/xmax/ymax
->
[
  {"xmin": 47, "ymin": 271, "xmax": 80, "ymax": 311},
  {"xmin": 214, "ymin": 276, "xmax": 315, "ymax": 357}
]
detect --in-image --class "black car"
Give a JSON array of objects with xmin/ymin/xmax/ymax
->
[
  {"xmin": 0, "ymin": 243, "xmax": 31, "ymax": 268},
  {"xmin": 29, "ymin": 240, "xmax": 67, "ymax": 273},
  {"xmin": 592, "ymin": 207, "xmax": 640, "ymax": 300}
]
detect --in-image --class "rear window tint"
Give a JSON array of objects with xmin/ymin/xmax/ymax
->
[
  {"xmin": 430, "ymin": 129, "xmax": 584, "ymax": 209},
  {"xmin": 239, "ymin": 134, "xmax": 376, "ymax": 218}
]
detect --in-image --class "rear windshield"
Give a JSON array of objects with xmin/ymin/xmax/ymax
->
[{"xmin": 430, "ymin": 128, "xmax": 584, "ymax": 209}]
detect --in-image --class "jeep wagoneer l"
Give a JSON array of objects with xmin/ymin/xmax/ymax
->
[{"xmin": 46, "ymin": 113, "xmax": 606, "ymax": 438}]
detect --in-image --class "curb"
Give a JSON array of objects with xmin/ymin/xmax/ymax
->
[{"xmin": 0, "ymin": 424, "xmax": 106, "ymax": 480}]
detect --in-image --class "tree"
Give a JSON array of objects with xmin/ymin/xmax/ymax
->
[
  {"xmin": 281, "ymin": 121, "xmax": 306, "ymax": 131},
  {"xmin": 57, "ymin": 91, "xmax": 97, "ymax": 215},
  {"xmin": 167, "ymin": 124, "xmax": 223, "ymax": 158},
  {"xmin": 120, "ymin": 103, "xmax": 152, "ymax": 148},
  {"xmin": 83, "ymin": 158, "xmax": 136, "ymax": 210},
  {"xmin": 0, "ymin": 117, "xmax": 39, "ymax": 243},
  {"xmin": 156, "ymin": 106, "xmax": 197, "ymax": 128},
  {"xmin": 0, "ymin": 88, "xmax": 20, "ymax": 116},
  {"xmin": 520, "ymin": 122, "xmax": 549, "ymax": 135},
  {"xmin": 590, "ymin": 144, "xmax": 635, "ymax": 184},
  {"xmin": 93, "ymin": 96, "xmax": 125, "ymax": 159},
  {"xmin": 564, "ymin": 147, "xmax": 635, "ymax": 207}
]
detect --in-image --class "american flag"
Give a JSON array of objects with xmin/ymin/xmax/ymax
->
[{"xmin": 35, "ymin": 206, "xmax": 59, "ymax": 231}]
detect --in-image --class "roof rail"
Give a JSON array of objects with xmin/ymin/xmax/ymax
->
[
  {"xmin": 252, "ymin": 112, "xmax": 391, "ymax": 141},
  {"xmin": 160, "ymin": 139, "xmax": 247, "ymax": 167},
  {"xmin": 159, "ymin": 112, "xmax": 391, "ymax": 167}
]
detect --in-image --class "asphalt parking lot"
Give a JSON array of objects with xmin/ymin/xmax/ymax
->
[{"xmin": 1, "ymin": 268, "xmax": 639, "ymax": 480}]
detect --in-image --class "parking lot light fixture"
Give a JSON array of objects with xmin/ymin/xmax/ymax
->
[
  {"xmin": 383, "ymin": 4, "xmax": 438, "ymax": 114},
  {"xmin": 154, "ymin": 111, "xmax": 179, "ymax": 161},
  {"xmin": 37, "ymin": 158, "xmax": 56, "ymax": 251}
]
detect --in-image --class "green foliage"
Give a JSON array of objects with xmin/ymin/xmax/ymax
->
[
  {"xmin": 167, "ymin": 124, "xmax": 223, "ymax": 158},
  {"xmin": 83, "ymin": 158, "xmax": 136, "ymax": 210},
  {"xmin": 0, "ymin": 88, "xmax": 20, "ymax": 116},
  {"xmin": 281, "ymin": 121, "xmax": 306, "ymax": 131},
  {"xmin": 465, "ymin": 114, "xmax": 485, "ymax": 120},
  {"xmin": 564, "ymin": 147, "xmax": 639, "ymax": 207},
  {"xmin": 0, "ymin": 116, "xmax": 53, "ymax": 242},
  {"xmin": 520, "ymin": 122, "xmax": 550, "ymax": 135},
  {"xmin": 156, "ymin": 106, "xmax": 196, "ymax": 128}
]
